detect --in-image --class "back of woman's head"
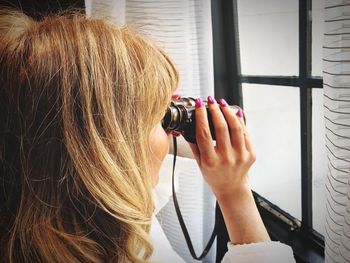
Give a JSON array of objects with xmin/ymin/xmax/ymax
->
[{"xmin": 0, "ymin": 8, "xmax": 178, "ymax": 262}]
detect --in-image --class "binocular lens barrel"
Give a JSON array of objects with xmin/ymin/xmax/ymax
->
[{"xmin": 162, "ymin": 97, "xmax": 241, "ymax": 144}]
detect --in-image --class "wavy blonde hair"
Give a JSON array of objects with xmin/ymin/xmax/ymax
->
[{"xmin": 0, "ymin": 9, "xmax": 178, "ymax": 263}]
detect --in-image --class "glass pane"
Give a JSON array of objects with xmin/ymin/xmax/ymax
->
[
  {"xmin": 237, "ymin": 0, "xmax": 299, "ymax": 76},
  {"xmin": 312, "ymin": 88, "xmax": 326, "ymax": 236},
  {"xmin": 312, "ymin": 0, "xmax": 325, "ymax": 76},
  {"xmin": 242, "ymin": 84, "xmax": 301, "ymax": 219}
]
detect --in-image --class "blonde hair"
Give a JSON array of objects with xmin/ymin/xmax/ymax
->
[{"xmin": 0, "ymin": 9, "xmax": 178, "ymax": 262}]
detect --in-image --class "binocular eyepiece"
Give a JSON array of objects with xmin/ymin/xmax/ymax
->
[{"xmin": 161, "ymin": 97, "xmax": 242, "ymax": 144}]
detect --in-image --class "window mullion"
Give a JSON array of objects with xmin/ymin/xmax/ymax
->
[
  {"xmin": 299, "ymin": 0, "xmax": 313, "ymax": 232},
  {"xmin": 212, "ymin": 0, "xmax": 242, "ymax": 108}
]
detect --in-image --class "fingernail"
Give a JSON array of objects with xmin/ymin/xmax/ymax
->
[
  {"xmin": 236, "ymin": 109, "xmax": 243, "ymax": 118},
  {"xmin": 195, "ymin": 98, "xmax": 203, "ymax": 108},
  {"xmin": 172, "ymin": 94, "xmax": 181, "ymax": 99},
  {"xmin": 219, "ymin": 98, "xmax": 228, "ymax": 107},
  {"xmin": 207, "ymin": 96, "xmax": 216, "ymax": 105}
]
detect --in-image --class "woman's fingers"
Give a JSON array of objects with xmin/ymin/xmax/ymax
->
[
  {"xmin": 238, "ymin": 110, "xmax": 251, "ymax": 151},
  {"xmin": 195, "ymin": 98, "xmax": 216, "ymax": 160},
  {"xmin": 219, "ymin": 101, "xmax": 246, "ymax": 153},
  {"xmin": 188, "ymin": 142, "xmax": 200, "ymax": 163},
  {"xmin": 189, "ymin": 97, "xmax": 254, "ymax": 160},
  {"xmin": 244, "ymin": 133, "xmax": 254, "ymax": 153},
  {"xmin": 236, "ymin": 109, "xmax": 254, "ymax": 154},
  {"xmin": 207, "ymin": 96, "xmax": 230, "ymax": 153}
]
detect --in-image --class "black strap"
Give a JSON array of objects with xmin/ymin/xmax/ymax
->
[{"xmin": 171, "ymin": 137, "xmax": 217, "ymax": 260}]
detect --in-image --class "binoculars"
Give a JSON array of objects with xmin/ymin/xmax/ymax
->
[{"xmin": 162, "ymin": 97, "xmax": 242, "ymax": 143}]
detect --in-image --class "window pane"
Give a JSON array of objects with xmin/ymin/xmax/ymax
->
[
  {"xmin": 242, "ymin": 84, "xmax": 301, "ymax": 219},
  {"xmin": 312, "ymin": 0, "xmax": 325, "ymax": 76},
  {"xmin": 237, "ymin": 0, "xmax": 298, "ymax": 76},
  {"xmin": 312, "ymin": 88, "xmax": 326, "ymax": 236}
]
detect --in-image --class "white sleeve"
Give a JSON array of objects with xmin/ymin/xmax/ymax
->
[{"xmin": 221, "ymin": 241, "xmax": 296, "ymax": 263}]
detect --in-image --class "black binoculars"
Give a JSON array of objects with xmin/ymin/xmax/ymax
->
[{"xmin": 161, "ymin": 97, "xmax": 242, "ymax": 144}]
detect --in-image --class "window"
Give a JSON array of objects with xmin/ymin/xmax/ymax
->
[{"xmin": 212, "ymin": 0, "xmax": 325, "ymax": 262}]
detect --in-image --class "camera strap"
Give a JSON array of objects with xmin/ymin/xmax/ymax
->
[{"xmin": 171, "ymin": 137, "xmax": 217, "ymax": 260}]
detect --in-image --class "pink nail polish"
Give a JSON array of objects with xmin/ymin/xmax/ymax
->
[
  {"xmin": 207, "ymin": 96, "xmax": 216, "ymax": 104},
  {"xmin": 195, "ymin": 98, "xmax": 203, "ymax": 108},
  {"xmin": 237, "ymin": 109, "xmax": 243, "ymax": 118},
  {"xmin": 219, "ymin": 98, "xmax": 228, "ymax": 107}
]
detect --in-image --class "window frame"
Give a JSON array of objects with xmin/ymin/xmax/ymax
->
[{"xmin": 211, "ymin": 0, "xmax": 325, "ymax": 262}]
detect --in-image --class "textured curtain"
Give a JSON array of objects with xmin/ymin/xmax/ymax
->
[
  {"xmin": 323, "ymin": 1, "xmax": 350, "ymax": 262},
  {"xmin": 85, "ymin": 1, "xmax": 216, "ymax": 262}
]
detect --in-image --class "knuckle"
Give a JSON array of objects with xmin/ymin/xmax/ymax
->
[
  {"xmin": 222, "ymin": 154, "xmax": 235, "ymax": 166},
  {"xmin": 231, "ymin": 123, "xmax": 243, "ymax": 134},
  {"xmin": 197, "ymin": 127, "xmax": 211, "ymax": 140},
  {"xmin": 250, "ymin": 152, "xmax": 257, "ymax": 163},
  {"xmin": 203, "ymin": 156, "xmax": 217, "ymax": 168},
  {"xmin": 235, "ymin": 155, "xmax": 244, "ymax": 165},
  {"xmin": 236, "ymin": 152, "xmax": 249, "ymax": 165},
  {"xmin": 209, "ymin": 104, "xmax": 220, "ymax": 112},
  {"xmin": 216, "ymin": 121, "xmax": 228, "ymax": 134}
]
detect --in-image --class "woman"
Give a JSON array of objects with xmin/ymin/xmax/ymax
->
[{"xmin": 0, "ymin": 9, "xmax": 294, "ymax": 262}]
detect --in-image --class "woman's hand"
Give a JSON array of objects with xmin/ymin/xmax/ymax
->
[
  {"xmin": 188, "ymin": 96, "xmax": 255, "ymax": 200},
  {"xmin": 188, "ymin": 96, "xmax": 270, "ymax": 244}
]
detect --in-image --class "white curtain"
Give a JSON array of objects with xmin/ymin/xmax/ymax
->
[
  {"xmin": 324, "ymin": 1, "xmax": 350, "ymax": 262},
  {"xmin": 85, "ymin": 0, "xmax": 214, "ymax": 97},
  {"xmin": 85, "ymin": 1, "xmax": 216, "ymax": 262}
]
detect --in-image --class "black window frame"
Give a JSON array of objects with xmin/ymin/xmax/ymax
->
[{"xmin": 211, "ymin": 0, "xmax": 325, "ymax": 262}]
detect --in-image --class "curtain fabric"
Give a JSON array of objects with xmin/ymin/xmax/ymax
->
[
  {"xmin": 85, "ymin": 1, "xmax": 216, "ymax": 262},
  {"xmin": 85, "ymin": 0, "xmax": 214, "ymax": 97},
  {"xmin": 324, "ymin": 1, "xmax": 350, "ymax": 262}
]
